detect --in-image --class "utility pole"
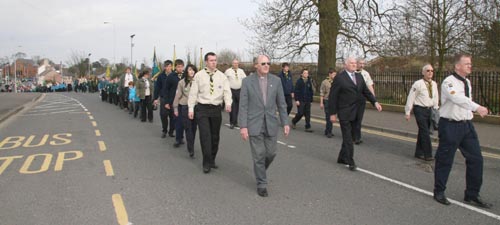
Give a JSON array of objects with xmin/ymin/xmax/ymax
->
[{"xmin": 130, "ymin": 34, "xmax": 135, "ymax": 67}]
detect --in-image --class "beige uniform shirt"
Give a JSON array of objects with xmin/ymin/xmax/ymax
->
[
  {"xmin": 405, "ymin": 79, "xmax": 439, "ymax": 116},
  {"xmin": 173, "ymin": 79, "xmax": 191, "ymax": 114},
  {"xmin": 439, "ymin": 74, "xmax": 479, "ymax": 121},
  {"xmin": 224, "ymin": 68, "xmax": 246, "ymax": 90},
  {"xmin": 188, "ymin": 68, "xmax": 232, "ymax": 112},
  {"xmin": 360, "ymin": 69, "xmax": 374, "ymax": 86},
  {"xmin": 320, "ymin": 78, "xmax": 333, "ymax": 101}
]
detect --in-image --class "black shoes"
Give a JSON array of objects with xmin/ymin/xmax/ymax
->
[
  {"xmin": 174, "ymin": 142, "xmax": 180, "ymax": 148},
  {"xmin": 291, "ymin": 123, "xmax": 296, "ymax": 129},
  {"xmin": 189, "ymin": 153, "xmax": 194, "ymax": 158},
  {"xmin": 354, "ymin": 140, "xmax": 363, "ymax": 145},
  {"xmin": 203, "ymin": 167, "xmax": 211, "ymax": 174},
  {"xmin": 305, "ymin": 128, "xmax": 313, "ymax": 133},
  {"xmin": 210, "ymin": 164, "xmax": 219, "ymax": 169},
  {"xmin": 434, "ymin": 193, "xmax": 451, "ymax": 205},
  {"xmin": 229, "ymin": 124, "xmax": 235, "ymax": 129},
  {"xmin": 348, "ymin": 164, "xmax": 357, "ymax": 171},
  {"xmin": 326, "ymin": 133, "xmax": 333, "ymax": 138},
  {"xmin": 257, "ymin": 188, "xmax": 268, "ymax": 197},
  {"xmin": 464, "ymin": 196, "xmax": 492, "ymax": 209},
  {"xmin": 415, "ymin": 155, "xmax": 435, "ymax": 161},
  {"xmin": 161, "ymin": 132, "xmax": 167, "ymax": 138},
  {"xmin": 337, "ymin": 159, "xmax": 348, "ymax": 165},
  {"xmin": 168, "ymin": 133, "xmax": 175, "ymax": 137}
]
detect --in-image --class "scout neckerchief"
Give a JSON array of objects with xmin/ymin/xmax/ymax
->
[
  {"xmin": 177, "ymin": 71, "xmax": 183, "ymax": 80},
  {"xmin": 205, "ymin": 68, "xmax": 217, "ymax": 95},
  {"xmin": 233, "ymin": 68, "xmax": 238, "ymax": 80},
  {"xmin": 452, "ymin": 72, "xmax": 470, "ymax": 98},
  {"xmin": 284, "ymin": 71, "xmax": 289, "ymax": 79},
  {"xmin": 424, "ymin": 79, "xmax": 433, "ymax": 98}
]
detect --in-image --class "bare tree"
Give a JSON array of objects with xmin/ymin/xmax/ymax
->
[
  {"xmin": 217, "ymin": 49, "xmax": 240, "ymax": 65},
  {"xmin": 243, "ymin": 0, "xmax": 397, "ymax": 79},
  {"xmin": 66, "ymin": 50, "xmax": 88, "ymax": 78}
]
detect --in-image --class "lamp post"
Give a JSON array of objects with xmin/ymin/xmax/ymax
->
[
  {"xmin": 130, "ymin": 34, "xmax": 135, "ymax": 67},
  {"xmin": 103, "ymin": 21, "xmax": 116, "ymax": 65}
]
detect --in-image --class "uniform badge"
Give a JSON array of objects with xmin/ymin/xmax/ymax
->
[
  {"xmin": 218, "ymin": 85, "xmax": 222, "ymax": 89},
  {"xmin": 448, "ymin": 83, "xmax": 453, "ymax": 87},
  {"xmin": 412, "ymin": 87, "xmax": 416, "ymax": 91},
  {"xmin": 450, "ymin": 91, "xmax": 455, "ymax": 95}
]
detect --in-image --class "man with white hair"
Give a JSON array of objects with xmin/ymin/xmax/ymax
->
[
  {"xmin": 404, "ymin": 64, "xmax": 439, "ymax": 161},
  {"xmin": 329, "ymin": 57, "xmax": 382, "ymax": 171},
  {"xmin": 225, "ymin": 59, "xmax": 247, "ymax": 129}
]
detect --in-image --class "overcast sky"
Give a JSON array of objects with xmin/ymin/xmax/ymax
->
[{"xmin": 0, "ymin": 0, "xmax": 259, "ymax": 66}]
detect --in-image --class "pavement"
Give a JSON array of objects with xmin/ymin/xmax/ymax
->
[{"xmin": 1, "ymin": 92, "xmax": 499, "ymax": 152}]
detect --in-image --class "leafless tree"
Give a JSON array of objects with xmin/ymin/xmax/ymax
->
[
  {"xmin": 66, "ymin": 50, "xmax": 88, "ymax": 78},
  {"xmin": 217, "ymin": 49, "xmax": 240, "ymax": 66}
]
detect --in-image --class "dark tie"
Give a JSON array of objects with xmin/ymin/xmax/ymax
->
[{"xmin": 453, "ymin": 73, "xmax": 469, "ymax": 98}]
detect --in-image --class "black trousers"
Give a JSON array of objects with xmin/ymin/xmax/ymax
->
[
  {"xmin": 159, "ymin": 98, "xmax": 176, "ymax": 134},
  {"xmin": 339, "ymin": 119, "xmax": 356, "ymax": 166},
  {"xmin": 413, "ymin": 105, "xmax": 433, "ymax": 157},
  {"xmin": 352, "ymin": 101, "xmax": 366, "ymax": 142},
  {"xmin": 101, "ymin": 89, "xmax": 108, "ymax": 102},
  {"xmin": 180, "ymin": 105, "xmax": 197, "ymax": 155},
  {"xmin": 292, "ymin": 101, "xmax": 311, "ymax": 128},
  {"xmin": 285, "ymin": 94, "xmax": 293, "ymax": 115},
  {"xmin": 195, "ymin": 104, "xmax": 222, "ymax": 168},
  {"xmin": 140, "ymin": 95, "xmax": 153, "ymax": 122},
  {"xmin": 230, "ymin": 88, "xmax": 241, "ymax": 125},
  {"xmin": 434, "ymin": 119, "xmax": 483, "ymax": 198}
]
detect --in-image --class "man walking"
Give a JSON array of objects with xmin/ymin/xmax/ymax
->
[
  {"xmin": 278, "ymin": 63, "xmax": 294, "ymax": 115},
  {"xmin": 320, "ymin": 68, "xmax": 336, "ymax": 138},
  {"xmin": 329, "ymin": 57, "xmax": 382, "ymax": 171},
  {"xmin": 405, "ymin": 64, "xmax": 439, "ymax": 161},
  {"xmin": 167, "ymin": 59, "xmax": 185, "ymax": 147},
  {"xmin": 433, "ymin": 54, "xmax": 492, "ymax": 208},
  {"xmin": 154, "ymin": 60, "xmax": 174, "ymax": 138},
  {"xmin": 188, "ymin": 52, "xmax": 232, "ymax": 174},
  {"xmin": 239, "ymin": 55, "xmax": 289, "ymax": 197},
  {"xmin": 225, "ymin": 59, "xmax": 247, "ymax": 129},
  {"xmin": 292, "ymin": 68, "xmax": 315, "ymax": 132},
  {"xmin": 352, "ymin": 59, "xmax": 375, "ymax": 144}
]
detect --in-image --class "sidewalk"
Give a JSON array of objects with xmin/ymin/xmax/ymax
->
[
  {"xmin": 297, "ymin": 101, "xmax": 500, "ymax": 152},
  {"xmin": 0, "ymin": 92, "xmax": 43, "ymax": 124}
]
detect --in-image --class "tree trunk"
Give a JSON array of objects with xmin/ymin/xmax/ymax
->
[{"xmin": 317, "ymin": 0, "xmax": 340, "ymax": 86}]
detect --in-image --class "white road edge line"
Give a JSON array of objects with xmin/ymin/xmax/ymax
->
[{"xmin": 357, "ymin": 167, "xmax": 500, "ymax": 221}]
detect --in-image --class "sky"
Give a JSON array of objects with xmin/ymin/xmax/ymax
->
[{"xmin": 0, "ymin": 0, "xmax": 259, "ymax": 66}]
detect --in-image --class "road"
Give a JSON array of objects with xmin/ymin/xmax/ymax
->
[{"xmin": 0, "ymin": 92, "xmax": 499, "ymax": 225}]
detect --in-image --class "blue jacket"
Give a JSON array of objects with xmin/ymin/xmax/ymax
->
[
  {"xmin": 165, "ymin": 71, "xmax": 183, "ymax": 105},
  {"xmin": 128, "ymin": 87, "xmax": 140, "ymax": 102},
  {"xmin": 278, "ymin": 70, "xmax": 294, "ymax": 95},
  {"xmin": 154, "ymin": 71, "xmax": 169, "ymax": 100},
  {"xmin": 294, "ymin": 77, "xmax": 314, "ymax": 102}
]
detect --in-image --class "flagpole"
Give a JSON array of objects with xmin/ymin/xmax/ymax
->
[{"xmin": 199, "ymin": 47, "xmax": 203, "ymax": 70}]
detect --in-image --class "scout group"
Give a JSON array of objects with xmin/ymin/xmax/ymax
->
[{"xmin": 93, "ymin": 52, "xmax": 492, "ymax": 208}]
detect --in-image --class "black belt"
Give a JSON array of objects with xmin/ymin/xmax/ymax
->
[
  {"xmin": 414, "ymin": 105, "xmax": 432, "ymax": 109},
  {"xmin": 441, "ymin": 117, "xmax": 469, "ymax": 123},
  {"xmin": 197, "ymin": 103, "xmax": 221, "ymax": 108}
]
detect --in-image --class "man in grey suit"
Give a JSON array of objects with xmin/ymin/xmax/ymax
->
[{"xmin": 239, "ymin": 55, "xmax": 290, "ymax": 197}]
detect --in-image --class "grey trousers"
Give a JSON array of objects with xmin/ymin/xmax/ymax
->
[{"xmin": 249, "ymin": 133, "xmax": 278, "ymax": 188}]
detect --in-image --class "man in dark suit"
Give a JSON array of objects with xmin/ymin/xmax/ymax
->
[
  {"xmin": 328, "ymin": 57, "xmax": 382, "ymax": 171},
  {"xmin": 239, "ymin": 55, "xmax": 290, "ymax": 197}
]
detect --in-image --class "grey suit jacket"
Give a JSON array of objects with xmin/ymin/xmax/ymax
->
[{"xmin": 238, "ymin": 73, "xmax": 288, "ymax": 136}]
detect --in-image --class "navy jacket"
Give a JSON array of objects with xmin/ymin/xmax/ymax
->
[
  {"xmin": 278, "ymin": 70, "xmax": 294, "ymax": 95},
  {"xmin": 154, "ymin": 71, "xmax": 169, "ymax": 100},
  {"xmin": 294, "ymin": 77, "xmax": 314, "ymax": 102},
  {"xmin": 165, "ymin": 71, "xmax": 184, "ymax": 105}
]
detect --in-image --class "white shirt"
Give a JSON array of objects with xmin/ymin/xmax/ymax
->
[
  {"xmin": 360, "ymin": 69, "xmax": 374, "ymax": 86},
  {"xmin": 188, "ymin": 68, "xmax": 232, "ymax": 112},
  {"xmin": 124, "ymin": 73, "xmax": 134, "ymax": 87},
  {"xmin": 224, "ymin": 68, "xmax": 246, "ymax": 89},
  {"xmin": 144, "ymin": 78, "xmax": 151, "ymax": 96},
  {"xmin": 439, "ymin": 74, "xmax": 480, "ymax": 121},
  {"xmin": 405, "ymin": 79, "xmax": 439, "ymax": 115}
]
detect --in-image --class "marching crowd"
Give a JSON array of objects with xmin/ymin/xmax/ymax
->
[{"xmin": 89, "ymin": 52, "xmax": 492, "ymax": 207}]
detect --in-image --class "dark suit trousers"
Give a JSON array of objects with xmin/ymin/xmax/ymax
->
[
  {"xmin": 434, "ymin": 119, "xmax": 483, "ymax": 198},
  {"xmin": 413, "ymin": 106, "xmax": 432, "ymax": 157},
  {"xmin": 140, "ymin": 95, "xmax": 153, "ymax": 122},
  {"xmin": 180, "ymin": 105, "xmax": 197, "ymax": 154},
  {"xmin": 339, "ymin": 120, "xmax": 356, "ymax": 166},
  {"xmin": 195, "ymin": 104, "xmax": 222, "ymax": 168},
  {"xmin": 292, "ymin": 101, "xmax": 311, "ymax": 128},
  {"xmin": 160, "ymin": 98, "xmax": 176, "ymax": 134},
  {"xmin": 285, "ymin": 94, "xmax": 293, "ymax": 115},
  {"xmin": 352, "ymin": 101, "xmax": 365, "ymax": 142},
  {"xmin": 175, "ymin": 105, "xmax": 185, "ymax": 143},
  {"xmin": 230, "ymin": 88, "xmax": 241, "ymax": 125}
]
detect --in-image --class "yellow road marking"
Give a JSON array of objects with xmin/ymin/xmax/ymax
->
[
  {"xmin": 95, "ymin": 130, "xmax": 101, "ymax": 137},
  {"xmin": 89, "ymin": 116, "xmax": 94, "ymax": 120},
  {"xmin": 307, "ymin": 117, "xmax": 500, "ymax": 159},
  {"xmin": 103, "ymin": 160, "xmax": 114, "ymax": 176},
  {"xmin": 98, "ymin": 141, "xmax": 107, "ymax": 151},
  {"xmin": 112, "ymin": 194, "xmax": 129, "ymax": 225},
  {"xmin": 91, "ymin": 121, "xmax": 97, "ymax": 127}
]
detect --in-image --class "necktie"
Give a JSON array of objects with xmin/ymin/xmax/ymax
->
[
  {"xmin": 425, "ymin": 80, "xmax": 433, "ymax": 98},
  {"xmin": 351, "ymin": 73, "xmax": 357, "ymax": 85},
  {"xmin": 234, "ymin": 69, "xmax": 238, "ymax": 80},
  {"xmin": 452, "ymin": 73, "xmax": 469, "ymax": 98}
]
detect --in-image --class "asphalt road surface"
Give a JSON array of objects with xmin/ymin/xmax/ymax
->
[{"xmin": 1, "ymin": 92, "xmax": 499, "ymax": 225}]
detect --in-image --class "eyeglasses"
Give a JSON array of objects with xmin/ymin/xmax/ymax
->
[
  {"xmin": 426, "ymin": 70, "xmax": 434, "ymax": 72},
  {"xmin": 260, "ymin": 62, "xmax": 271, "ymax": 66}
]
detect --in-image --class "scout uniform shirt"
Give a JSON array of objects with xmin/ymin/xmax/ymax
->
[
  {"xmin": 224, "ymin": 68, "xmax": 247, "ymax": 90},
  {"xmin": 405, "ymin": 79, "xmax": 439, "ymax": 116},
  {"xmin": 320, "ymin": 78, "xmax": 333, "ymax": 101},
  {"xmin": 439, "ymin": 74, "xmax": 480, "ymax": 121},
  {"xmin": 187, "ymin": 68, "xmax": 232, "ymax": 113}
]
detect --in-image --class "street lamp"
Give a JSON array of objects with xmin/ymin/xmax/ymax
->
[
  {"xmin": 103, "ymin": 21, "xmax": 116, "ymax": 65},
  {"xmin": 130, "ymin": 34, "xmax": 135, "ymax": 67}
]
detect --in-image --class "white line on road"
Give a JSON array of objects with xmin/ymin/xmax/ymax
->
[
  {"xmin": 21, "ymin": 109, "xmax": 83, "ymax": 116},
  {"xmin": 357, "ymin": 167, "xmax": 500, "ymax": 221}
]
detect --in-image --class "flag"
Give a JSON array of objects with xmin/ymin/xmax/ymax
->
[
  {"xmin": 173, "ymin": 45, "xmax": 176, "ymax": 62},
  {"xmin": 105, "ymin": 65, "xmax": 110, "ymax": 78},
  {"xmin": 198, "ymin": 47, "xmax": 203, "ymax": 71},
  {"xmin": 134, "ymin": 61, "xmax": 138, "ymax": 78},
  {"xmin": 151, "ymin": 47, "xmax": 161, "ymax": 80}
]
